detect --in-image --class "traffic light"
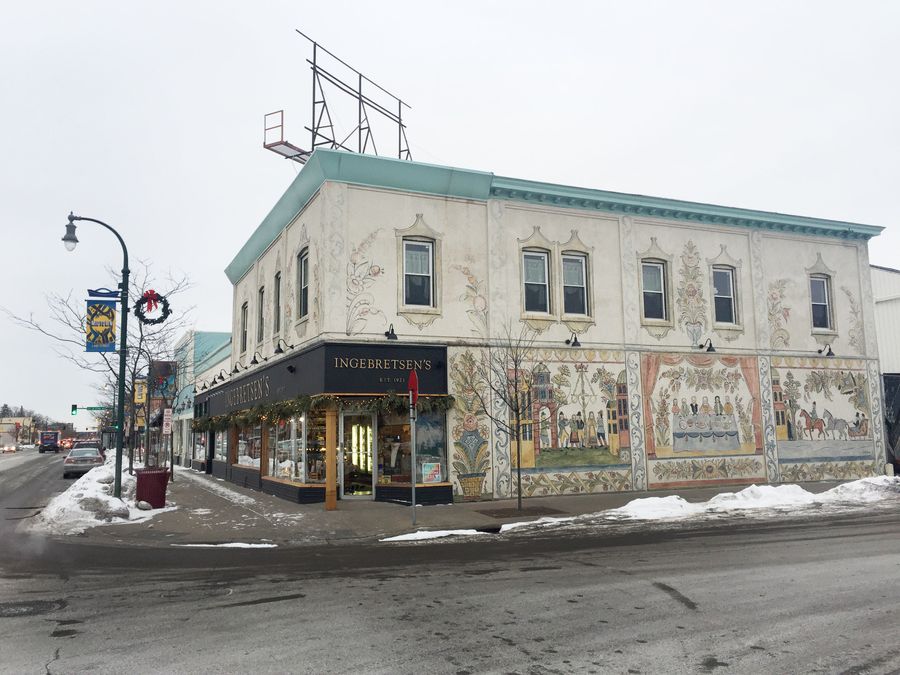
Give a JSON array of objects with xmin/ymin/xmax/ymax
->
[{"xmin": 71, "ymin": 404, "xmax": 77, "ymax": 416}]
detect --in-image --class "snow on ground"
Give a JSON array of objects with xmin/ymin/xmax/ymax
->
[
  {"xmin": 33, "ymin": 458, "xmax": 176, "ymax": 535},
  {"xmin": 178, "ymin": 468, "xmax": 258, "ymax": 506},
  {"xmin": 170, "ymin": 542, "xmax": 278, "ymax": 548},
  {"xmin": 382, "ymin": 477, "xmax": 900, "ymax": 543},
  {"xmin": 381, "ymin": 529, "xmax": 483, "ymax": 542}
]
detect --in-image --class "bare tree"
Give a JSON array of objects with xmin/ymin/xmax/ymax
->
[
  {"xmin": 470, "ymin": 323, "xmax": 537, "ymax": 511},
  {"xmin": 3, "ymin": 260, "xmax": 195, "ymax": 448}
]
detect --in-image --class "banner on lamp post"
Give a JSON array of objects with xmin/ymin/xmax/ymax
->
[
  {"xmin": 133, "ymin": 378, "xmax": 147, "ymax": 404},
  {"xmin": 85, "ymin": 299, "xmax": 117, "ymax": 352}
]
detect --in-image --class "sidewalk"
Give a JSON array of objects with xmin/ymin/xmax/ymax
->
[{"xmin": 74, "ymin": 466, "xmax": 848, "ymax": 549}]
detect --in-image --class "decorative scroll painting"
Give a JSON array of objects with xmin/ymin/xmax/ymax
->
[
  {"xmin": 771, "ymin": 357, "xmax": 878, "ymax": 481},
  {"xmin": 641, "ymin": 352, "xmax": 766, "ymax": 488}
]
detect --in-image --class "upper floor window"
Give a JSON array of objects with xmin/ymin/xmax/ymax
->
[
  {"xmin": 810, "ymin": 275, "xmax": 832, "ymax": 330},
  {"xmin": 641, "ymin": 261, "xmax": 668, "ymax": 321},
  {"xmin": 257, "ymin": 286, "xmax": 265, "ymax": 342},
  {"xmin": 240, "ymin": 302, "xmax": 248, "ymax": 353},
  {"xmin": 562, "ymin": 254, "xmax": 588, "ymax": 315},
  {"xmin": 403, "ymin": 239, "xmax": 433, "ymax": 306},
  {"xmin": 297, "ymin": 248, "xmax": 309, "ymax": 319},
  {"xmin": 273, "ymin": 272, "xmax": 281, "ymax": 335},
  {"xmin": 523, "ymin": 251, "xmax": 550, "ymax": 313},
  {"xmin": 712, "ymin": 266, "xmax": 736, "ymax": 324}
]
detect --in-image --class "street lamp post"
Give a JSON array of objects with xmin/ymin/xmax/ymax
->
[{"xmin": 63, "ymin": 212, "xmax": 130, "ymax": 499}]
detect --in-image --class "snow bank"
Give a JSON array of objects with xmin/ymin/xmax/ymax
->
[
  {"xmin": 33, "ymin": 458, "xmax": 175, "ymax": 535},
  {"xmin": 381, "ymin": 529, "xmax": 482, "ymax": 542}
]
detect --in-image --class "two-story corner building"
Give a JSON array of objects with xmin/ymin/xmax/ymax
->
[
  {"xmin": 193, "ymin": 148, "xmax": 888, "ymax": 506},
  {"xmin": 172, "ymin": 330, "xmax": 231, "ymax": 472}
]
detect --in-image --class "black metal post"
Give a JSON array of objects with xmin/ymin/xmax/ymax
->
[{"xmin": 68, "ymin": 213, "xmax": 130, "ymax": 499}]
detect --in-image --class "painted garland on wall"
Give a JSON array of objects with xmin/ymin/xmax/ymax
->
[{"xmin": 192, "ymin": 392, "xmax": 455, "ymax": 432}]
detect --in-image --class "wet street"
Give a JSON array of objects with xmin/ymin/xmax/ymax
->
[{"xmin": 2, "ymin": 451, "xmax": 900, "ymax": 674}]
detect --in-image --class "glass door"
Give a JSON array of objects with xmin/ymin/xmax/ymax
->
[{"xmin": 339, "ymin": 412, "xmax": 377, "ymax": 498}]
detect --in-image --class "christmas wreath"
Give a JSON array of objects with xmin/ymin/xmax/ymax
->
[{"xmin": 134, "ymin": 289, "xmax": 172, "ymax": 325}]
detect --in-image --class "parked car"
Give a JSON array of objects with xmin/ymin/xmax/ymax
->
[
  {"xmin": 62, "ymin": 447, "xmax": 105, "ymax": 479},
  {"xmin": 72, "ymin": 440, "xmax": 106, "ymax": 459}
]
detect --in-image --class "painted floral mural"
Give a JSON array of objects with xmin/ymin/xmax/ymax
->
[
  {"xmin": 767, "ymin": 279, "xmax": 791, "ymax": 349},
  {"xmin": 451, "ymin": 262, "xmax": 488, "ymax": 336},
  {"xmin": 345, "ymin": 231, "xmax": 385, "ymax": 335},
  {"xmin": 676, "ymin": 240, "xmax": 708, "ymax": 344}
]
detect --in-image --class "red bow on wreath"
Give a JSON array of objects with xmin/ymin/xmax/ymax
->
[{"xmin": 142, "ymin": 289, "xmax": 160, "ymax": 313}]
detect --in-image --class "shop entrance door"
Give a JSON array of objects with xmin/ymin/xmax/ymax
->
[{"xmin": 339, "ymin": 412, "xmax": 377, "ymax": 498}]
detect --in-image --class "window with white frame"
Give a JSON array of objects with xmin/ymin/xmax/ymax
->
[
  {"xmin": 257, "ymin": 286, "xmax": 265, "ymax": 342},
  {"xmin": 562, "ymin": 254, "xmax": 588, "ymax": 315},
  {"xmin": 403, "ymin": 239, "xmax": 433, "ymax": 306},
  {"xmin": 523, "ymin": 251, "xmax": 550, "ymax": 313},
  {"xmin": 810, "ymin": 275, "xmax": 832, "ymax": 330},
  {"xmin": 240, "ymin": 302, "xmax": 248, "ymax": 353},
  {"xmin": 712, "ymin": 266, "xmax": 736, "ymax": 324},
  {"xmin": 641, "ymin": 261, "xmax": 667, "ymax": 321},
  {"xmin": 297, "ymin": 248, "xmax": 309, "ymax": 319},
  {"xmin": 273, "ymin": 272, "xmax": 281, "ymax": 335}
]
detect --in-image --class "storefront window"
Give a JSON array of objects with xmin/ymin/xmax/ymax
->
[
  {"xmin": 192, "ymin": 432, "xmax": 207, "ymax": 460},
  {"xmin": 214, "ymin": 430, "xmax": 228, "ymax": 461},
  {"xmin": 415, "ymin": 411, "xmax": 449, "ymax": 483},
  {"xmin": 377, "ymin": 411, "xmax": 448, "ymax": 484},
  {"xmin": 236, "ymin": 424, "xmax": 262, "ymax": 467},
  {"xmin": 267, "ymin": 419, "xmax": 295, "ymax": 480},
  {"xmin": 305, "ymin": 411, "xmax": 326, "ymax": 484}
]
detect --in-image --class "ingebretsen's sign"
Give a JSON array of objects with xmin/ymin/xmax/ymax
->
[
  {"xmin": 323, "ymin": 344, "xmax": 446, "ymax": 395},
  {"xmin": 200, "ymin": 343, "xmax": 447, "ymax": 416}
]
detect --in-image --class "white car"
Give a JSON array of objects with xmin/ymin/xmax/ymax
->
[{"xmin": 62, "ymin": 447, "xmax": 105, "ymax": 479}]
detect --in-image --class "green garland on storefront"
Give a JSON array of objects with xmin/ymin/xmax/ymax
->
[{"xmin": 191, "ymin": 392, "xmax": 455, "ymax": 432}]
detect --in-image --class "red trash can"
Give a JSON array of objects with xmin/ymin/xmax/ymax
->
[{"xmin": 135, "ymin": 468, "xmax": 170, "ymax": 508}]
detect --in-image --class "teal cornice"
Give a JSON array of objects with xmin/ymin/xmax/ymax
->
[
  {"xmin": 226, "ymin": 149, "xmax": 882, "ymax": 284},
  {"xmin": 490, "ymin": 176, "xmax": 882, "ymax": 241}
]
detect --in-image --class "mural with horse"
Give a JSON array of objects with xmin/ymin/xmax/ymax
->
[{"xmin": 770, "ymin": 358, "xmax": 876, "ymax": 472}]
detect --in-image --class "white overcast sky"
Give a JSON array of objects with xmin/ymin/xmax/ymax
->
[{"xmin": 2, "ymin": 1, "xmax": 899, "ymax": 426}]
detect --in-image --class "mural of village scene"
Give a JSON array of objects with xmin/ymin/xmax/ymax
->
[
  {"xmin": 642, "ymin": 353, "xmax": 767, "ymax": 488},
  {"xmin": 771, "ymin": 357, "xmax": 878, "ymax": 481},
  {"xmin": 447, "ymin": 348, "xmax": 633, "ymax": 500}
]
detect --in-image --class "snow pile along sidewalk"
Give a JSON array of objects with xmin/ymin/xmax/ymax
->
[
  {"xmin": 608, "ymin": 476, "xmax": 900, "ymax": 521},
  {"xmin": 33, "ymin": 458, "xmax": 175, "ymax": 535}
]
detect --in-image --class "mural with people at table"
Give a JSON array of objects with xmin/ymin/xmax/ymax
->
[{"xmin": 641, "ymin": 353, "xmax": 767, "ymax": 488}]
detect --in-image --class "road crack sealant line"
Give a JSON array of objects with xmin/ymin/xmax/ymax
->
[{"xmin": 176, "ymin": 469, "xmax": 293, "ymax": 527}]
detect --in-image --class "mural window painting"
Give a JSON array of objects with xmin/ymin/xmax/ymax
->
[
  {"xmin": 523, "ymin": 250, "xmax": 550, "ymax": 313},
  {"xmin": 562, "ymin": 254, "xmax": 588, "ymax": 315},
  {"xmin": 810, "ymin": 275, "xmax": 832, "ymax": 329},
  {"xmin": 273, "ymin": 272, "xmax": 281, "ymax": 335},
  {"xmin": 297, "ymin": 248, "xmax": 309, "ymax": 319},
  {"xmin": 257, "ymin": 286, "xmax": 265, "ymax": 342},
  {"xmin": 641, "ymin": 261, "xmax": 667, "ymax": 320},
  {"xmin": 712, "ymin": 266, "xmax": 736, "ymax": 324},
  {"xmin": 403, "ymin": 239, "xmax": 433, "ymax": 306},
  {"xmin": 240, "ymin": 302, "xmax": 248, "ymax": 353}
]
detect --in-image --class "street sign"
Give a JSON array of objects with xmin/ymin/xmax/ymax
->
[
  {"xmin": 85, "ymin": 406, "xmax": 112, "ymax": 411},
  {"xmin": 162, "ymin": 408, "xmax": 173, "ymax": 435}
]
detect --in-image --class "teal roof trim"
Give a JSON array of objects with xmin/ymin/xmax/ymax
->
[
  {"xmin": 226, "ymin": 150, "xmax": 883, "ymax": 283},
  {"xmin": 489, "ymin": 176, "xmax": 883, "ymax": 240},
  {"xmin": 193, "ymin": 331, "xmax": 231, "ymax": 366},
  {"xmin": 195, "ymin": 338, "xmax": 231, "ymax": 375}
]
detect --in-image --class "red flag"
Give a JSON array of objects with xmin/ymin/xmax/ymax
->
[{"xmin": 408, "ymin": 370, "xmax": 419, "ymax": 406}]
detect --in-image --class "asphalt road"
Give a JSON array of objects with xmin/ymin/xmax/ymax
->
[{"xmin": 1, "ymin": 451, "xmax": 899, "ymax": 674}]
